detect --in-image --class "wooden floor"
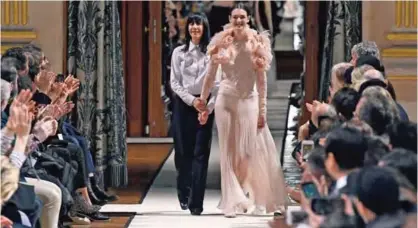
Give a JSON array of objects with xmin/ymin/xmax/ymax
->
[{"xmin": 84, "ymin": 143, "xmax": 173, "ymax": 228}]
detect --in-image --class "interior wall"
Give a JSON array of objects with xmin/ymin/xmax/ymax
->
[
  {"xmin": 28, "ymin": 1, "xmax": 65, "ymax": 73},
  {"xmin": 1, "ymin": 0, "xmax": 65, "ymax": 73}
]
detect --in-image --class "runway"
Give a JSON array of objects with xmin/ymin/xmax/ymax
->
[{"xmin": 100, "ymin": 80, "xmax": 299, "ymax": 227}]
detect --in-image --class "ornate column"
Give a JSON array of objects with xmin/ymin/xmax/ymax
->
[
  {"xmin": 1, "ymin": 0, "xmax": 37, "ymax": 53},
  {"xmin": 381, "ymin": 0, "xmax": 417, "ymax": 79}
]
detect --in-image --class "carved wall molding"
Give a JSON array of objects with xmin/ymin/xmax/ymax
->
[
  {"xmin": 2, "ymin": 0, "xmax": 29, "ymax": 26},
  {"xmin": 1, "ymin": 0, "xmax": 36, "ymax": 54},
  {"xmin": 395, "ymin": 0, "xmax": 417, "ymax": 29}
]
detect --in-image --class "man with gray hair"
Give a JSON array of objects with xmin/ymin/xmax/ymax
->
[
  {"xmin": 1, "ymin": 57, "xmax": 19, "ymax": 103},
  {"xmin": 350, "ymin": 41, "xmax": 380, "ymax": 65},
  {"xmin": 355, "ymin": 87, "xmax": 400, "ymax": 135},
  {"xmin": 1, "ymin": 79, "xmax": 12, "ymax": 111}
]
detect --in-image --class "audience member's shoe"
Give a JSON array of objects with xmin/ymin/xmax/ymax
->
[
  {"xmin": 90, "ymin": 176, "xmax": 119, "ymax": 202},
  {"xmin": 190, "ymin": 208, "xmax": 203, "ymax": 215},
  {"xmin": 72, "ymin": 192, "xmax": 102, "ymax": 216},
  {"xmin": 92, "ymin": 204, "xmax": 102, "ymax": 212},
  {"xmin": 88, "ymin": 183, "xmax": 107, "ymax": 206},
  {"xmin": 77, "ymin": 211, "xmax": 110, "ymax": 221},
  {"xmin": 62, "ymin": 211, "xmax": 91, "ymax": 226}
]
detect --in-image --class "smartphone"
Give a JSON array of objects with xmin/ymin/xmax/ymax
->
[
  {"xmin": 301, "ymin": 140, "xmax": 314, "ymax": 156},
  {"xmin": 311, "ymin": 197, "xmax": 345, "ymax": 215},
  {"xmin": 301, "ymin": 182, "xmax": 320, "ymax": 199}
]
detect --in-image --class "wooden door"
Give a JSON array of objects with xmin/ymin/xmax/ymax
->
[
  {"xmin": 147, "ymin": 1, "xmax": 168, "ymax": 137},
  {"xmin": 121, "ymin": 1, "xmax": 146, "ymax": 137},
  {"xmin": 122, "ymin": 1, "xmax": 168, "ymax": 138}
]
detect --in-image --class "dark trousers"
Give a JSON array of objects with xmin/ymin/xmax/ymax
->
[
  {"xmin": 172, "ymin": 95, "xmax": 214, "ymax": 210},
  {"xmin": 61, "ymin": 122, "xmax": 96, "ymax": 174}
]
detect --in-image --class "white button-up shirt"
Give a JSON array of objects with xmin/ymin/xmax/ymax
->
[{"xmin": 170, "ymin": 41, "xmax": 219, "ymax": 113}]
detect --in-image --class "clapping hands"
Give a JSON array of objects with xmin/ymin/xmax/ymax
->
[
  {"xmin": 46, "ymin": 74, "xmax": 80, "ymax": 105},
  {"xmin": 32, "ymin": 116, "xmax": 58, "ymax": 143},
  {"xmin": 37, "ymin": 101, "xmax": 75, "ymax": 120},
  {"xmin": 35, "ymin": 70, "xmax": 56, "ymax": 94},
  {"xmin": 6, "ymin": 90, "xmax": 34, "ymax": 137}
]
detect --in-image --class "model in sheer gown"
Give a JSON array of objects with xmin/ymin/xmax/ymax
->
[{"xmin": 197, "ymin": 4, "xmax": 287, "ymax": 218}]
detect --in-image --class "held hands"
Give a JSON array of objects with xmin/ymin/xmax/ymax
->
[
  {"xmin": 193, "ymin": 98, "xmax": 209, "ymax": 125},
  {"xmin": 198, "ymin": 110, "xmax": 209, "ymax": 125},
  {"xmin": 193, "ymin": 98, "xmax": 206, "ymax": 112}
]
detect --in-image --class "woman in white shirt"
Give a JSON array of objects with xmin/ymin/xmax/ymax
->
[{"xmin": 170, "ymin": 13, "xmax": 218, "ymax": 216}]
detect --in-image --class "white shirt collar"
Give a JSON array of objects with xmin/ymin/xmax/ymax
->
[
  {"xmin": 335, "ymin": 175, "xmax": 348, "ymax": 190},
  {"xmin": 188, "ymin": 41, "xmax": 199, "ymax": 52}
]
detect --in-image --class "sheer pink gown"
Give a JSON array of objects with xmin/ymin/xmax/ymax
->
[{"xmin": 200, "ymin": 26, "xmax": 287, "ymax": 215}]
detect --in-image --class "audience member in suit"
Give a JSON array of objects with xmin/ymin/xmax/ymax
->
[{"xmin": 324, "ymin": 127, "xmax": 368, "ymax": 196}]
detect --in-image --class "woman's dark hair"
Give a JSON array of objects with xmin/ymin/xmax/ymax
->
[
  {"xmin": 331, "ymin": 87, "xmax": 360, "ymax": 121},
  {"xmin": 22, "ymin": 44, "xmax": 42, "ymax": 81},
  {"xmin": 2, "ymin": 47, "xmax": 27, "ymax": 71},
  {"xmin": 230, "ymin": 2, "xmax": 252, "ymax": 16},
  {"xmin": 343, "ymin": 66, "xmax": 354, "ymax": 84},
  {"xmin": 1, "ymin": 57, "xmax": 18, "ymax": 83},
  {"xmin": 364, "ymin": 136, "xmax": 390, "ymax": 166},
  {"xmin": 182, "ymin": 13, "xmax": 211, "ymax": 53}
]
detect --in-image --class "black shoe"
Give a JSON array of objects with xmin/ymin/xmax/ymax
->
[
  {"xmin": 190, "ymin": 208, "xmax": 203, "ymax": 215},
  {"xmin": 90, "ymin": 176, "xmax": 119, "ymax": 202},
  {"xmin": 88, "ymin": 183, "xmax": 108, "ymax": 206},
  {"xmin": 77, "ymin": 211, "xmax": 110, "ymax": 221},
  {"xmin": 180, "ymin": 202, "xmax": 188, "ymax": 210}
]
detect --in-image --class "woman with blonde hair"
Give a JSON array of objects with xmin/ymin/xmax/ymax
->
[
  {"xmin": 0, "ymin": 156, "xmax": 19, "ymax": 206},
  {"xmin": 328, "ymin": 62, "xmax": 352, "ymax": 100},
  {"xmin": 0, "ymin": 156, "xmax": 20, "ymax": 228},
  {"xmin": 350, "ymin": 64, "xmax": 375, "ymax": 91}
]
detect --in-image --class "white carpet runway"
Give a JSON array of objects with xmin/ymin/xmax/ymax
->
[{"xmin": 100, "ymin": 81, "xmax": 297, "ymax": 227}]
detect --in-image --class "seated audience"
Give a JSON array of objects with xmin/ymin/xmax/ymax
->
[
  {"xmin": 331, "ymin": 87, "xmax": 360, "ymax": 122},
  {"xmin": 287, "ymin": 40, "xmax": 415, "ymax": 228},
  {"xmin": 355, "ymin": 86, "xmax": 400, "ymax": 135},
  {"xmin": 324, "ymin": 127, "xmax": 368, "ymax": 196},
  {"xmin": 351, "ymin": 167, "xmax": 405, "ymax": 228},
  {"xmin": 385, "ymin": 122, "xmax": 417, "ymax": 152}
]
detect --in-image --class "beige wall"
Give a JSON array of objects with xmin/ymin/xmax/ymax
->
[
  {"xmin": 362, "ymin": 0, "xmax": 417, "ymax": 122},
  {"xmin": 1, "ymin": 0, "xmax": 65, "ymax": 73}
]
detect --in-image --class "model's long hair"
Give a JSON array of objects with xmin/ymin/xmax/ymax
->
[{"xmin": 182, "ymin": 13, "xmax": 211, "ymax": 53}]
